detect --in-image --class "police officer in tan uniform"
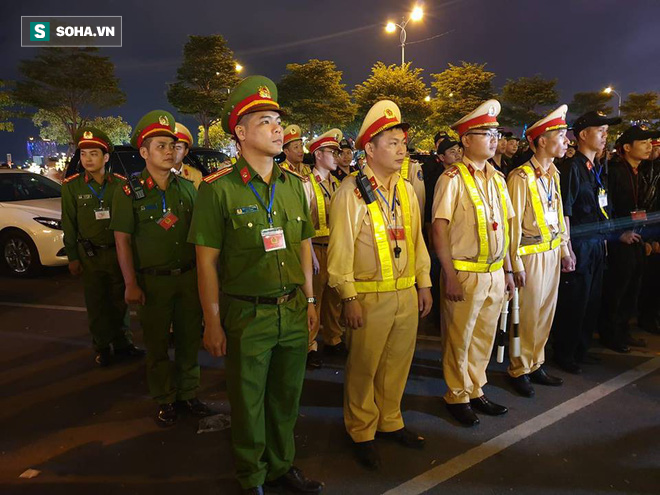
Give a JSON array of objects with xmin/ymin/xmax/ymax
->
[
  {"xmin": 281, "ymin": 124, "xmax": 312, "ymax": 176},
  {"xmin": 507, "ymin": 105, "xmax": 575, "ymax": 397},
  {"xmin": 328, "ymin": 100, "xmax": 432, "ymax": 470},
  {"xmin": 432, "ymin": 100, "xmax": 516, "ymax": 427},
  {"xmin": 172, "ymin": 122, "xmax": 203, "ymax": 189},
  {"xmin": 400, "ymin": 153, "xmax": 425, "ymax": 215}
]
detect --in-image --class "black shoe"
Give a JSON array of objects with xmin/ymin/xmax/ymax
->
[
  {"xmin": 469, "ymin": 396, "xmax": 508, "ymax": 416},
  {"xmin": 376, "ymin": 427, "xmax": 425, "ymax": 448},
  {"xmin": 352, "ymin": 440, "xmax": 381, "ymax": 470},
  {"xmin": 241, "ymin": 487, "xmax": 263, "ymax": 495},
  {"xmin": 175, "ymin": 398, "xmax": 215, "ymax": 417},
  {"xmin": 323, "ymin": 342, "xmax": 348, "ymax": 356},
  {"xmin": 553, "ymin": 359, "xmax": 583, "ymax": 374},
  {"xmin": 509, "ymin": 374, "xmax": 535, "ymax": 397},
  {"xmin": 265, "ymin": 466, "xmax": 323, "ymax": 493},
  {"xmin": 306, "ymin": 350, "xmax": 323, "ymax": 369},
  {"xmin": 626, "ymin": 335, "xmax": 646, "ymax": 348},
  {"xmin": 445, "ymin": 403, "xmax": 479, "ymax": 426},
  {"xmin": 114, "ymin": 344, "xmax": 146, "ymax": 359},
  {"xmin": 529, "ymin": 367, "xmax": 563, "ymax": 386},
  {"xmin": 155, "ymin": 403, "xmax": 177, "ymax": 427},
  {"xmin": 601, "ymin": 340, "xmax": 630, "ymax": 354},
  {"xmin": 95, "ymin": 348, "xmax": 112, "ymax": 367},
  {"xmin": 579, "ymin": 353, "xmax": 601, "ymax": 364}
]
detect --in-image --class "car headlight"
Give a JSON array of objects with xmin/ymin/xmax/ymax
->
[{"xmin": 34, "ymin": 217, "xmax": 63, "ymax": 230}]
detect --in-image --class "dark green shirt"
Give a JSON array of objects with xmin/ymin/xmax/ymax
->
[
  {"xmin": 61, "ymin": 171, "xmax": 125, "ymax": 261},
  {"xmin": 110, "ymin": 168, "xmax": 197, "ymax": 271},
  {"xmin": 188, "ymin": 157, "xmax": 314, "ymax": 297}
]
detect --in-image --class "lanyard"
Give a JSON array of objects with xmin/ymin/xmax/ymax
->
[
  {"xmin": 87, "ymin": 182, "xmax": 107, "ymax": 205},
  {"xmin": 159, "ymin": 191, "xmax": 168, "ymax": 213},
  {"xmin": 538, "ymin": 175, "xmax": 554, "ymax": 207},
  {"xmin": 376, "ymin": 187, "xmax": 398, "ymax": 226},
  {"xmin": 589, "ymin": 161, "xmax": 604, "ymax": 189},
  {"xmin": 319, "ymin": 182, "xmax": 332, "ymax": 199},
  {"xmin": 248, "ymin": 182, "xmax": 276, "ymax": 226}
]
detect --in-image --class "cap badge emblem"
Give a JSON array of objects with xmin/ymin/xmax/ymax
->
[
  {"xmin": 258, "ymin": 85, "xmax": 271, "ymax": 99},
  {"xmin": 159, "ymin": 115, "xmax": 169, "ymax": 126},
  {"xmin": 83, "ymin": 131, "xmax": 93, "ymax": 139}
]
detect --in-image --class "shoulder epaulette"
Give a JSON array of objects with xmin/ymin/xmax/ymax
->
[
  {"xmin": 203, "ymin": 166, "xmax": 233, "ymax": 184},
  {"xmin": 281, "ymin": 167, "xmax": 306, "ymax": 181},
  {"xmin": 353, "ymin": 187, "xmax": 362, "ymax": 199},
  {"xmin": 113, "ymin": 173, "xmax": 127, "ymax": 181},
  {"xmin": 63, "ymin": 173, "xmax": 80, "ymax": 184},
  {"xmin": 122, "ymin": 184, "xmax": 132, "ymax": 196},
  {"xmin": 516, "ymin": 168, "xmax": 527, "ymax": 179},
  {"xmin": 445, "ymin": 166, "xmax": 459, "ymax": 178}
]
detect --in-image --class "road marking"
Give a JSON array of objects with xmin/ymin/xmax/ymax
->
[
  {"xmin": 383, "ymin": 356, "xmax": 660, "ymax": 495},
  {"xmin": 0, "ymin": 301, "xmax": 87, "ymax": 312}
]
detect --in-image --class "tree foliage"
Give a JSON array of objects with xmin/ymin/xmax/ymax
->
[
  {"xmin": 569, "ymin": 91, "xmax": 613, "ymax": 117},
  {"xmin": 14, "ymin": 48, "xmax": 125, "ymax": 146},
  {"xmin": 499, "ymin": 75, "xmax": 559, "ymax": 127},
  {"xmin": 167, "ymin": 35, "xmax": 240, "ymax": 147},
  {"xmin": 197, "ymin": 122, "xmax": 232, "ymax": 150},
  {"xmin": 278, "ymin": 59, "xmax": 356, "ymax": 136},
  {"xmin": 0, "ymin": 80, "xmax": 24, "ymax": 132},
  {"xmin": 33, "ymin": 110, "xmax": 131, "ymax": 146},
  {"xmin": 620, "ymin": 92, "xmax": 660, "ymax": 127}
]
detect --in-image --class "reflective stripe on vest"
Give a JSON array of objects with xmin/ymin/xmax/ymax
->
[
  {"xmin": 354, "ymin": 177, "xmax": 416, "ymax": 293},
  {"xmin": 401, "ymin": 156, "xmax": 410, "ymax": 180},
  {"xmin": 308, "ymin": 173, "xmax": 339, "ymax": 238},
  {"xmin": 517, "ymin": 164, "xmax": 566, "ymax": 257},
  {"xmin": 452, "ymin": 162, "xmax": 509, "ymax": 272}
]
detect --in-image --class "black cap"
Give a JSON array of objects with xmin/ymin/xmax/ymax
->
[
  {"xmin": 437, "ymin": 139, "xmax": 459, "ymax": 155},
  {"xmin": 572, "ymin": 111, "xmax": 622, "ymax": 136},
  {"xmin": 434, "ymin": 131, "xmax": 449, "ymax": 146},
  {"xmin": 615, "ymin": 126, "xmax": 660, "ymax": 147},
  {"xmin": 339, "ymin": 137, "xmax": 354, "ymax": 150}
]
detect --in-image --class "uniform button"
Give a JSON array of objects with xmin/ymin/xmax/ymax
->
[
  {"xmin": 297, "ymin": 216, "xmax": 301, "ymax": 221},
  {"xmin": 273, "ymin": 211, "xmax": 277, "ymax": 215},
  {"xmin": 248, "ymin": 222, "xmax": 253, "ymax": 228},
  {"xmin": 150, "ymin": 216, "xmax": 153, "ymax": 219},
  {"xmin": 283, "ymin": 286, "xmax": 287, "ymax": 290},
  {"xmin": 281, "ymin": 261, "xmax": 285, "ymax": 266}
]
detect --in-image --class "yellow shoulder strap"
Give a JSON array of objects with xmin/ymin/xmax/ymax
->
[
  {"xmin": 456, "ymin": 162, "xmax": 489, "ymax": 264},
  {"xmin": 521, "ymin": 164, "xmax": 552, "ymax": 242},
  {"xmin": 308, "ymin": 173, "xmax": 329, "ymax": 237}
]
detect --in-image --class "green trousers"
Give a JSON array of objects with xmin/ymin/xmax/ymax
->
[
  {"xmin": 79, "ymin": 246, "xmax": 132, "ymax": 352},
  {"xmin": 138, "ymin": 268, "xmax": 202, "ymax": 404},
  {"xmin": 222, "ymin": 289, "xmax": 308, "ymax": 489}
]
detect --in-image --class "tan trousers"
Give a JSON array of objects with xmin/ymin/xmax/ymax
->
[
  {"xmin": 508, "ymin": 247, "xmax": 561, "ymax": 377},
  {"xmin": 344, "ymin": 286, "xmax": 418, "ymax": 442},
  {"xmin": 441, "ymin": 270, "xmax": 505, "ymax": 404},
  {"xmin": 309, "ymin": 244, "xmax": 344, "ymax": 351}
]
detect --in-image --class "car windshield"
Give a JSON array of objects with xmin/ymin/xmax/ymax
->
[
  {"xmin": 0, "ymin": 173, "xmax": 62, "ymax": 202},
  {"xmin": 190, "ymin": 150, "xmax": 228, "ymax": 172}
]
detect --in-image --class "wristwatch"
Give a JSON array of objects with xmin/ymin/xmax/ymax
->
[{"xmin": 307, "ymin": 296, "xmax": 317, "ymax": 305}]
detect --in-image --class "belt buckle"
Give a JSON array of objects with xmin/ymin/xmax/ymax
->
[
  {"xmin": 276, "ymin": 294, "xmax": 287, "ymax": 305},
  {"xmin": 171, "ymin": 268, "xmax": 182, "ymax": 276}
]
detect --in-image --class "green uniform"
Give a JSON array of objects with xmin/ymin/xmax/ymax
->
[
  {"xmin": 61, "ymin": 171, "xmax": 132, "ymax": 352},
  {"xmin": 110, "ymin": 168, "xmax": 201, "ymax": 404},
  {"xmin": 188, "ymin": 157, "xmax": 315, "ymax": 489}
]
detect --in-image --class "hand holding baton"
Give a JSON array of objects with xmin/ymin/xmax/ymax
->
[{"xmin": 511, "ymin": 287, "xmax": 521, "ymax": 358}]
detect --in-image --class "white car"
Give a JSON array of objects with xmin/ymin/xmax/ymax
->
[{"xmin": 0, "ymin": 169, "xmax": 67, "ymax": 276}]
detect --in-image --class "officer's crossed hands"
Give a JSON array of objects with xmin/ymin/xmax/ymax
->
[{"xmin": 203, "ymin": 321, "xmax": 227, "ymax": 357}]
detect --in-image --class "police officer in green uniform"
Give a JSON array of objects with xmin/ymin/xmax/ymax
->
[
  {"xmin": 61, "ymin": 127, "xmax": 144, "ymax": 366},
  {"xmin": 111, "ymin": 110, "xmax": 212, "ymax": 427},
  {"xmin": 188, "ymin": 76, "xmax": 323, "ymax": 495}
]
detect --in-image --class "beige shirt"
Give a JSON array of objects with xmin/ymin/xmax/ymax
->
[
  {"xmin": 432, "ymin": 156, "xmax": 514, "ymax": 264},
  {"xmin": 281, "ymin": 159, "xmax": 312, "ymax": 177},
  {"xmin": 507, "ymin": 156, "xmax": 570, "ymax": 272},
  {"xmin": 307, "ymin": 169, "xmax": 340, "ymax": 242},
  {"xmin": 404, "ymin": 158, "xmax": 426, "ymax": 218},
  {"xmin": 328, "ymin": 164, "xmax": 432, "ymax": 299}
]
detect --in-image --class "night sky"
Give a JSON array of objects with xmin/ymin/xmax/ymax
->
[{"xmin": 2, "ymin": 0, "xmax": 659, "ymax": 161}]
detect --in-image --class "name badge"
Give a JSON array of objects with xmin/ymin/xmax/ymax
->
[
  {"xmin": 236, "ymin": 204, "xmax": 259, "ymax": 215},
  {"xmin": 631, "ymin": 210, "xmax": 647, "ymax": 221},
  {"xmin": 261, "ymin": 227, "xmax": 286, "ymax": 252},
  {"xmin": 598, "ymin": 189, "xmax": 608, "ymax": 208},
  {"xmin": 157, "ymin": 211, "xmax": 179, "ymax": 230},
  {"xmin": 388, "ymin": 227, "xmax": 406, "ymax": 241},
  {"xmin": 545, "ymin": 210, "xmax": 559, "ymax": 226},
  {"xmin": 94, "ymin": 208, "xmax": 111, "ymax": 220}
]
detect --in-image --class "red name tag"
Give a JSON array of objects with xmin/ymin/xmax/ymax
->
[
  {"xmin": 388, "ymin": 227, "xmax": 406, "ymax": 241},
  {"xmin": 157, "ymin": 211, "xmax": 178, "ymax": 230}
]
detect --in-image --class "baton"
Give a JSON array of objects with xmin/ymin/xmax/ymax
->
[
  {"xmin": 511, "ymin": 287, "xmax": 521, "ymax": 358},
  {"xmin": 496, "ymin": 295, "xmax": 510, "ymax": 363}
]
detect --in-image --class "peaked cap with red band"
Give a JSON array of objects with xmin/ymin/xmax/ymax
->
[
  {"xmin": 356, "ymin": 100, "xmax": 409, "ymax": 150},
  {"xmin": 131, "ymin": 110, "xmax": 178, "ymax": 149},
  {"xmin": 451, "ymin": 99, "xmax": 501, "ymax": 137},
  {"xmin": 75, "ymin": 127, "xmax": 113, "ymax": 153},
  {"xmin": 283, "ymin": 124, "xmax": 302, "ymax": 146},
  {"xmin": 222, "ymin": 75, "xmax": 282, "ymax": 135},
  {"xmin": 174, "ymin": 122, "xmax": 194, "ymax": 146},
  {"xmin": 526, "ymin": 104, "xmax": 569, "ymax": 142},
  {"xmin": 308, "ymin": 128, "xmax": 343, "ymax": 154}
]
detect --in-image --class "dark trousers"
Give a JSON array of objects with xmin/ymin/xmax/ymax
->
[
  {"xmin": 600, "ymin": 243, "xmax": 645, "ymax": 346},
  {"xmin": 552, "ymin": 239, "xmax": 605, "ymax": 364}
]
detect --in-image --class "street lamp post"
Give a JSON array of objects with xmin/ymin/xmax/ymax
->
[
  {"xmin": 386, "ymin": 6, "xmax": 424, "ymax": 67},
  {"xmin": 603, "ymin": 86, "xmax": 622, "ymax": 117}
]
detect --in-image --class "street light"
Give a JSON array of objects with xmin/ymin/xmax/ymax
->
[
  {"xmin": 385, "ymin": 5, "xmax": 424, "ymax": 66},
  {"xmin": 424, "ymin": 95, "xmax": 431, "ymax": 102},
  {"xmin": 603, "ymin": 86, "xmax": 622, "ymax": 117},
  {"xmin": 235, "ymin": 63, "xmax": 244, "ymax": 73}
]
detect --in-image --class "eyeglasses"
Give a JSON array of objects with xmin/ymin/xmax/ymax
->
[
  {"xmin": 467, "ymin": 130, "xmax": 502, "ymax": 140},
  {"xmin": 321, "ymin": 149, "xmax": 340, "ymax": 157}
]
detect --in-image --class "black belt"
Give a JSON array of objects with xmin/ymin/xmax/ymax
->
[
  {"xmin": 312, "ymin": 242, "xmax": 329, "ymax": 247},
  {"xmin": 227, "ymin": 288, "xmax": 297, "ymax": 305},
  {"xmin": 139, "ymin": 262, "xmax": 196, "ymax": 276}
]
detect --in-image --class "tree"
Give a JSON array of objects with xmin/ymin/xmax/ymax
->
[
  {"xmin": 429, "ymin": 62, "xmax": 496, "ymax": 128},
  {"xmin": 352, "ymin": 62, "xmax": 431, "ymax": 144},
  {"xmin": 569, "ymin": 91, "xmax": 613, "ymax": 117},
  {"xmin": 14, "ymin": 48, "xmax": 126, "ymax": 149},
  {"xmin": 620, "ymin": 92, "xmax": 660, "ymax": 127},
  {"xmin": 197, "ymin": 122, "xmax": 232, "ymax": 150},
  {"xmin": 33, "ymin": 109, "xmax": 131, "ymax": 145},
  {"xmin": 499, "ymin": 75, "xmax": 559, "ymax": 127},
  {"xmin": 167, "ymin": 35, "xmax": 240, "ymax": 148},
  {"xmin": 278, "ymin": 59, "xmax": 356, "ymax": 136},
  {"xmin": 0, "ymin": 80, "xmax": 23, "ymax": 132}
]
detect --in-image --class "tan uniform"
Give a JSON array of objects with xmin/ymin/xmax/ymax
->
[
  {"xmin": 173, "ymin": 163, "xmax": 203, "ymax": 189},
  {"xmin": 281, "ymin": 159, "xmax": 311, "ymax": 177},
  {"xmin": 432, "ymin": 157, "xmax": 514, "ymax": 404},
  {"xmin": 507, "ymin": 157, "xmax": 569, "ymax": 377},
  {"xmin": 307, "ymin": 169, "xmax": 344, "ymax": 351},
  {"xmin": 328, "ymin": 164, "xmax": 431, "ymax": 442},
  {"xmin": 402, "ymin": 156, "xmax": 425, "ymax": 217}
]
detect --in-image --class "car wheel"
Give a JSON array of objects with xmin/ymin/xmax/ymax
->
[{"xmin": 1, "ymin": 229, "xmax": 42, "ymax": 277}]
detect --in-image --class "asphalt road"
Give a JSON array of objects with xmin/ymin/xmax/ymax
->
[{"xmin": 1, "ymin": 267, "xmax": 658, "ymax": 495}]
